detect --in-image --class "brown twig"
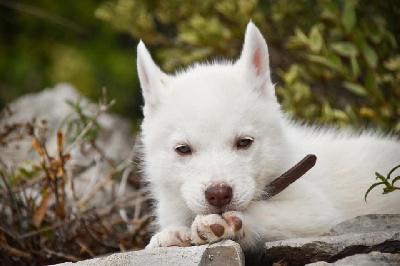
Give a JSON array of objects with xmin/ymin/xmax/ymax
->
[
  {"xmin": 75, "ymin": 238, "xmax": 95, "ymax": 257},
  {"xmin": 90, "ymin": 139, "xmax": 115, "ymax": 167},
  {"xmin": 18, "ymin": 213, "xmax": 79, "ymax": 239},
  {"xmin": 18, "ymin": 191, "xmax": 143, "ymax": 239},
  {"xmin": 261, "ymin": 154, "xmax": 317, "ymax": 200},
  {"xmin": 56, "ymin": 131, "xmax": 66, "ymax": 219},
  {"xmin": 40, "ymin": 246, "xmax": 80, "ymax": 262},
  {"xmin": 76, "ymin": 168, "xmax": 117, "ymax": 208},
  {"xmin": 0, "ymin": 242, "xmax": 33, "ymax": 259}
]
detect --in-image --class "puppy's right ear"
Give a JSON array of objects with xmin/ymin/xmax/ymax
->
[
  {"xmin": 137, "ymin": 41, "xmax": 168, "ymax": 117},
  {"xmin": 236, "ymin": 22, "xmax": 274, "ymax": 99}
]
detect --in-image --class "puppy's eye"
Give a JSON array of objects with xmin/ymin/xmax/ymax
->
[
  {"xmin": 236, "ymin": 137, "xmax": 254, "ymax": 149},
  {"xmin": 175, "ymin": 145, "xmax": 192, "ymax": 155}
]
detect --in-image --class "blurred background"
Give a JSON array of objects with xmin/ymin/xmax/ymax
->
[{"xmin": 1, "ymin": 0, "xmax": 400, "ymax": 132}]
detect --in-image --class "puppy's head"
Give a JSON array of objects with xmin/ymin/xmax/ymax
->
[{"xmin": 138, "ymin": 22, "xmax": 288, "ymax": 215}]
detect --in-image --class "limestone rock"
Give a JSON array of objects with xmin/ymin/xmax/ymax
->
[
  {"xmin": 54, "ymin": 240, "xmax": 244, "ymax": 266},
  {"xmin": 264, "ymin": 214, "xmax": 400, "ymax": 265},
  {"xmin": 307, "ymin": 252, "xmax": 400, "ymax": 266},
  {"xmin": 0, "ymin": 84, "xmax": 135, "ymax": 208}
]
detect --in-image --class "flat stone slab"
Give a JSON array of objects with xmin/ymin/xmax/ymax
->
[
  {"xmin": 264, "ymin": 214, "xmax": 400, "ymax": 265},
  {"xmin": 55, "ymin": 240, "xmax": 244, "ymax": 266},
  {"xmin": 55, "ymin": 215, "xmax": 400, "ymax": 266}
]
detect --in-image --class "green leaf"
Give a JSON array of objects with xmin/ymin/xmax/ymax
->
[
  {"xmin": 342, "ymin": 82, "xmax": 368, "ymax": 96},
  {"xmin": 307, "ymin": 53, "xmax": 343, "ymax": 72},
  {"xmin": 383, "ymin": 187, "xmax": 395, "ymax": 194},
  {"xmin": 350, "ymin": 55, "xmax": 360, "ymax": 78},
  {"xmin": 294, "ymin": 27, "xmax": 309, "ymax": 44},
  {"xmin": 353, "ymin": 29, "xmax": 367, "ymax": 50},
  {"xmin": 387, "ymin": 164, "xmax": 400, "ymax": 179},
  {"xmin": 364, "ymin": 182, "xmax": 385, "ymax": 202},
  {"xmin": 308, "ymin": 55, "xmax": 330, "ymax": 66},
  {"xmin": 363, "ymin": 44, "xmax": 378, "ymax": 68},
  {"xmin": 345, "ymin": 104, "xmax": 358, "ymax": 122},
  {"xmin": 320, "ymin": 1, "xmax": 339, "ymax": 21},
  {"xmin": 326, "ymin": 53, "xmax": 342, "ymax": 70},
  {"xmin": 384, "ymin": 55, "xmax": 400, "ymax": 71},
  {"xmin": 331, "ymin": 42, "xmax": 358, "ymax": 57},
  {"xmin": 281, "ymin": 65, "xmax": 299, "ymax": 85},
  {"xmin": 375, "ymin": 171, "xmax": 392, "ymax": 187},
  {"xmin": 383, "ymin": 30, "xmax": 397, "ymax": 48},
  {"xmin": 65, "ymin": 99, "xmax": 77, "ymax": 108},
  {"xmin": 364, "ymin": 71, "xmax": 377, "ymax": 94},
  {"xmin": 309, "ymin": 25, "xmax": 323, "ymax": 52},
  {"xmin": 341, "ymin": 0, "xmax": 356, "ymax": 33},
  {"xmin": 375, "ymin": 172, "xmax": 387, "ymax": 182},
  {"xmin": 392, "ymin": 175, "xmax": 400, "ymax": 186}
]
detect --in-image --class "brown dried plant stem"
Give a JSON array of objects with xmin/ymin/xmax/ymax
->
[
  {"xmin": 18, "ymin": 191, "xmax": 143, "ymax": 239},
  {"xmin": 0, "ymin": 242, "xmax": 33, "ymax": 260},
  {"xmin": 76, "ymin": 168, "xmax": 117, "ymax": 208},
  {"xmin": 0, "ymin": 88, "xmax": 152, "ymax": 263}
]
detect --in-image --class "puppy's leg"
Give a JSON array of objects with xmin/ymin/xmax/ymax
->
[
  {"xmin": 191, "ymin": 211, "xmax": 243, "ymax": 245},
  {"xmin": 146, "ymin": 190, "xmax": 194, "ymax": 248}
]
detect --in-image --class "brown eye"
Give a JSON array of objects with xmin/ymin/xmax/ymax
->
[
  {"xmin": 175, "ymin": 145, "xmax": 192, "ymax": 155},
  {"xmin": 237, "ymin": 137, "xmax": 253, "ymax": 149}
]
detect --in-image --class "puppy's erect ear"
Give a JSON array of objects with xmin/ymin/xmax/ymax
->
[
  {"xmin": 137, "ymin": 41, "xmax": 169, "ymax": 117},
  {"xmin": 237, "ymin": 22, "xmax": 274, "ymax": 98}
]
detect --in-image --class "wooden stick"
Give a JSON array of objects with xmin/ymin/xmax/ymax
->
[{"xmin": 260, "ymin": 154, "xmax": 317, "ymax": 200}]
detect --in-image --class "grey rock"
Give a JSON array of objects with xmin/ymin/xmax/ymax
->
[
  {"xmin": 54, "ymin": 240, "xmax": 244, "ymax": 266},
  {"xmin": 0, "ymin": 84, "xmax": 135, "ymax": 208},
  {"xmin": 307, "ymin": 252, "xmax": 400, "ymax": 266},
  {"xmin": 325, "ymin": 214, "xmax": 400, "ymax": 236},
  {"xmin": 264, "ymin": 214, "xmax": 400, "ymax": 265},
  {"xmin": 1, "ymin": 83, "xmax": 133, "ymax": 166}
]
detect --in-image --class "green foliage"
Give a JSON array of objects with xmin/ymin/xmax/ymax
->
[
  {"xmin": 278, "ymin": 0, "xmax": 400, "ymax": 131},
  {"xmin": 96, "ymin": 0, "xmax": 267, "ymax": 71},
  {"xmin": 365, "ymin": 164, "xmax": 400, "ymax": 201},
  {"xmin": 96, "ymin": 0, "xmax": 400, "ymax": 133},
  {"xmin": 0, "ymin": 0, "xmax": 141, "ymax": 120}
]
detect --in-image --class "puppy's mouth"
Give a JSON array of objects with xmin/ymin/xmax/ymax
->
[{"xmin": 207, "ymin": 205, "xmax": 234, "ymax": 215}]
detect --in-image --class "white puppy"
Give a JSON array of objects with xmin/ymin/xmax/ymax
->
[{"xmin": 137, "ymin": 21, "xmax": 400, "ymax": 252}]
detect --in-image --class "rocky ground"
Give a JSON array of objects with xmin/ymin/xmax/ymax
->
[{"xmin": 56, "ymin": 214, "xmax": 400, "ymax": 266}]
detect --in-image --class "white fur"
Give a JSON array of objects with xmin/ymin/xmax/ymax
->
[{"xmin": 137, "ymin": 22, "xmax": 400, "ymax": 252}]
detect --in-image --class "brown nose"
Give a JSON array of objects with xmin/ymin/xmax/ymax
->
[{"xmin": 205, "ymin": 184, "xmax": 232, "ymax": 208}]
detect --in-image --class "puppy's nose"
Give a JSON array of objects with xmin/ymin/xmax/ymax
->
[{"xmin": 205, "ymin": 184, "xmax": 232, "ymax": 208}]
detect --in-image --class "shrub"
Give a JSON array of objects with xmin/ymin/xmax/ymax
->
[{"xmin": 96, "ymin": 0, "xmax": 400, "ymax": 132}]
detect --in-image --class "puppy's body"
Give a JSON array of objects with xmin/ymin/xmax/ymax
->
[{"xmin": 137, "ymin": 22, "xmax": 400, "ymax": 252}]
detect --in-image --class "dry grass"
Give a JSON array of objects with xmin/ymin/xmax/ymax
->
[{"xmin": 0, "ymin": 90, "xmax": 152, "ymax": 265}]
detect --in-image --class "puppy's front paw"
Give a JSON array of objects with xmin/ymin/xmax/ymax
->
[
  {"xmin": 191, "ymin": 212, "xmax": 243, "ymax": 245},
  {"xmin": 146, "ymin": 226, "xmax": 191, "ymax": 248}
]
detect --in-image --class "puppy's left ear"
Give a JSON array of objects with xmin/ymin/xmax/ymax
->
[{"xmin": 236, "ymin": 22, "xmax": 274, "ymax": 98}]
